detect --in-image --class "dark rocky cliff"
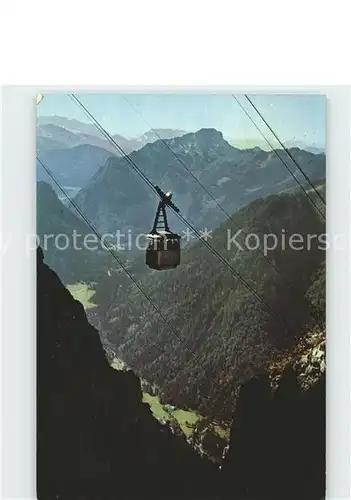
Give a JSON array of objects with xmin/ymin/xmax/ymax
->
[
  {"xmin": 221, "ymin": 358, "xmax": 325, "ymax": 499},
  {"xmin": 37, "ymin": 246, "xmax": 218, "ymax": 500}
]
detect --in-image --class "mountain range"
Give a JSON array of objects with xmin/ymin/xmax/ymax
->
[
  {"xmin": 73, "ymin": 128, "xmax": 326, "ymax": 237},
  {"xmin": 37, "ymin": 122, "xmax": 326, "ymax": 286},
  {"xmin": 228, "ymin": 137, "xmax": 325, "ymax": 155},
  {"xmin": 36, "ymin": 117, "xmax": 325, "ymax": 197},
  {"xmin": 37, "ymin": 144, "xmax": 115, "ymax": 189},
  {"xmin": 38, "ymin": 115, "xmax": 325, "ymax": 154},
  {"xmin": 37, "ymin": 116, "xmax": 187, "ymax": 158},
  {"xmin": 36, "ymin": 116, "xmax": 189, "ymax": 193}
]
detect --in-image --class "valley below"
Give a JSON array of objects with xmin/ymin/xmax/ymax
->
[{"xmin": 68, "ymin": 281, "xmax": 230, "ymax": 461}]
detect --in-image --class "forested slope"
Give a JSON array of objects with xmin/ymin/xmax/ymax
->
[{"xmin": 94, "ymin": 188, "xmax": 326, "ymax": 418}]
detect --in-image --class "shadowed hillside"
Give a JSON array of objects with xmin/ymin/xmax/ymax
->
[{"xmin": 93, "ymin": 188, "xmax": 325, "ymax": 418}]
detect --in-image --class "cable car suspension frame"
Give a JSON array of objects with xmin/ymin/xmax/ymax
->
[{"xmin": 146, "ymin": 186, "xmax": 181, "ymax": 271}]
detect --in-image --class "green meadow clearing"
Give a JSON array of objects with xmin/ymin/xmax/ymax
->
[
  {"xmin": 67, "ymin": 283, "xmax": 97, "ymax": 310},
  {"xmin": 110, "ymin": 357, "xmax": 229, "ymax": 440}
]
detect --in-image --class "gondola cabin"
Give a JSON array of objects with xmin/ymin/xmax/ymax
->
[
  {"xmin": 146, "ymin": 231, "xmax": 181, "ymax": 270},
  {"xmin": 145, "ymin": 186, "xmax": 181, "ymax": 271}
]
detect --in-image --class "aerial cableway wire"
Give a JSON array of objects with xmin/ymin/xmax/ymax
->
[
  {"xmin": 244, "ymin": 94, "xmax": 326, "ymax": 206},
  {"xmin": 36, "ymin": 155, "xmax": 222, "ymax": 400},
  {"xmin": 232, "ymin": 95, "xmax": 326, "ymax": 221},
  {"xmin": 122, "ymin": 95, "xmax": 325, "ymax": 331},
  {"xmin": 69, "ymin": 93, "xmax": 307, "ymax": 338}
]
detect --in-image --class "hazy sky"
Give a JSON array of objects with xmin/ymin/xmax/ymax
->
[{"xmin": 37, "ymin": 93, "xmax": 326, "ymax": 148}]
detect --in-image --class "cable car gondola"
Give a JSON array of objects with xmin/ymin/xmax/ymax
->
[{"xmin": 146, "ymin": 186, "xmax": 181, "ymax": 270}]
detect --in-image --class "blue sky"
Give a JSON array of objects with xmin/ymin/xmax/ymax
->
[{"xmin": 37, "ymin": 93, "xmax": 326, "ymax": 148}]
